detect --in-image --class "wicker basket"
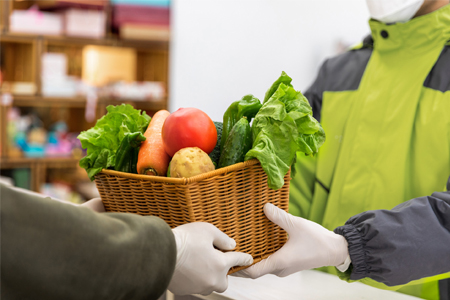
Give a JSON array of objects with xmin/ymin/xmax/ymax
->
[{"xmin": 95, "ymin": 158, "xmax": 290, "ymax": 274}]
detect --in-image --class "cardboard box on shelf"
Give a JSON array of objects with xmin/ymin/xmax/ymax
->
[
  {"xmin": 41, "ymin": 53, "xmax": 67, "ymax": 79},
  {"xmin": 10, "ymin": 8, "xmax": 63, "ymax": 36},
  {"xmin": 82, "ymin": 45, "xmax": 137, "ymax": 87},
  {"xmin": 42, "ymin": 78, "xmax": 78, "ymax": 98},
  {"xmin": 41, "ymin": 53, "xmax": 79, "ymax": 97},
  {"xmin": 64, "ymin": 9, "xmax": 106, "ymax": 39},
  {"xmin": 120, "ymin": 23, "xmax": 170, "ymax": 41}
]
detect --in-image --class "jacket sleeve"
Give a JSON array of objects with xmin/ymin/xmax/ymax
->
[
  {"xmin": 334, "ymin": 178, "xmax": 450, "ymax": 286},
  {"xmin": 1, "ymin": 182, "xmax": 177, "ymax": 300}
]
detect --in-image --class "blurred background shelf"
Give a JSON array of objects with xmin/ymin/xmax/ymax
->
[
  {"xmin": 0, "ymin": 156, "xmax": 82, "ymax": 193},
  {"xmin": 10, "ymin": 95, "xmax": 87, "ymax": 108},
  {"xmin": 0, "ymin": 33, "xmax": 169, "ymax": 50},
  {"xmin": 9, "ymin": 95, "xmax": 168, "ymax": 110},
  {"xmin": 0, "ymin": 0, "xmax": 171, "ymax": 202},
  {"xmin": 0, "ymin": 156, "xmax": 80, "ymax": 168}
]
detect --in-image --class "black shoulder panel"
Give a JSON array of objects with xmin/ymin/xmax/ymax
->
[
  {"xmin": 323, "ymin": 47, "xmax": 373, "ymax": 92},
  {"xmin": 303, "ymin": 38, "xmax": 373, "ymax": 122},
  {"xmin": 305, "ymin": 37, "xmax": 448, "ymax": 123},
  {"xmin": 424, "ymin": 45, "xmax": 450, "ymax": 93}
]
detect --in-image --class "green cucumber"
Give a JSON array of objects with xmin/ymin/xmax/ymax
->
[
  {"xmin": 218, "ymin": 117, "xmax": 252, "ymax": 168},
  {"xmin": 208, "ymin": 121, "xmax": 223, "ymax": 166}
]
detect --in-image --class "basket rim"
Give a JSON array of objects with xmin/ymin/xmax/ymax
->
[{"xmin": 98, "ymin": 158, "xmax": 260, "ymax": 184}]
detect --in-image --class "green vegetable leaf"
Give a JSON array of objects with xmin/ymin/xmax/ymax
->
[
  {"xmin": 245, "ymin": 72, "xmax": 326, "ymax": 190},
  {"xmin": 77, "ymin": 104, "xmax": 151, "ymax": 180},
  {"xmin": 263, "ymin": 71, "xmax": 293, "ymax": 103}
]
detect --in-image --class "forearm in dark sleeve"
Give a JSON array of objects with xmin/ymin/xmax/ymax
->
[
  {"xmin": 1, "ymin": 183, "xmax": 176, "ymax": 300},
  {"xmin": 334, "ymin": 190, "xmax": 450, "ymax": 286}
]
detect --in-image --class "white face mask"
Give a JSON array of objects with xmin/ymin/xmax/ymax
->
[{"xmin": 365, "ymin": 0, "xmax": 425, "ymax": 23}]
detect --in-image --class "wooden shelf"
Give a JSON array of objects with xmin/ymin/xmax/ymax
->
[
  {"xmin": 11, "ymin": 95, "xmax": 87, "ymax": 108},
  {"xmin": 0, "ymin": 156, "xmax": 82, "ymax": 192},
  {"xmin": 0, "ymin": 0, "xmax": 170, "ymax": 192},
  {"xmin": 0, "ymin": 156, "xmax": 79, "ymax": 169},
  {"xmin": 9, "ymin": 95, "xmax": 168, "ymax": 110},
  {"xmin": 1, "ymin": 5, "xmax": 170, "ymax": 193},
  {"xmin": 0, "ymin": 33, "xmax": 169, "ymax": 51}
]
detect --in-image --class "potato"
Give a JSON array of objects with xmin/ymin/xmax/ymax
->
[{"xmin": 170, "ymin": 147, "xmax": 215, "ymax": 178}]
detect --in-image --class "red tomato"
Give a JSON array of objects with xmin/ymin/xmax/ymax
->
[{"xmin": 162, "ymin": 108, "xmax": 217, "ymax": 157}]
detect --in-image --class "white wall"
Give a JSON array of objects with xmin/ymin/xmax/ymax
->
[{"xmin": 170, "ymin": 0, "xmax": 370, "ymax": 122}]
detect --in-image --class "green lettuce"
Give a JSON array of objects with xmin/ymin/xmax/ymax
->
[
  {"xmin": 245, "ymin": 71, "xmax": 325, "ymax": 190},
  {"xmin": 78, "ymin": 104, "xmax": 151, "ymax": 180}
]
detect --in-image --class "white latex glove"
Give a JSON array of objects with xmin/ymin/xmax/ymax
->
[
  {"xmin": 168, "ymin": 222, "xmax": 253, "ymax": 296},
  {"xmin": 80, "ymin": 198, "xmax": 105, "ymax": 212},
  {"xmin": 236, "ymin": 203, "xmax": 348, "ymax": 279}
]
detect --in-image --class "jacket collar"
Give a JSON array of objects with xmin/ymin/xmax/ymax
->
[{"xmin": 369, "ymin": 4, "xmax": 450, "ymax": 53}]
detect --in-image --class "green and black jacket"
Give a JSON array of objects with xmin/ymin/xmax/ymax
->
[
  {"xmin": 290, "ymin": 4, "xmax": 450, "ymax": 300},
  {"xmin": 1, "ymin": 182, "xmax": 176, "ymax": 300}
]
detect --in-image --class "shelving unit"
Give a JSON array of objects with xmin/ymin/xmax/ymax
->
[
  {"xmin": 9, "ymin": 95, "xmax": 168, "ymax": 110},
  {"xmin": 1, "ymin": 33, "xmax": 169, "ymax": 48},
  {"xmin": 0, "ymin": 0, "xmax": 170, "ymax": 194},
  {"xmin": 0, "ymin": 156, "xmax": 80, "ymax": 191}
]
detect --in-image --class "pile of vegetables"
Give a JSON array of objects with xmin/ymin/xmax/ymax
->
[{"xmin": 78, "ymin": 71, "xmax": 325, "ymax": 190}]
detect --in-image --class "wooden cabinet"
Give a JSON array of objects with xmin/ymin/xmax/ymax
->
[{"xmin": 0, "ymin": 0, "xmax": 170, "ymax": 194}]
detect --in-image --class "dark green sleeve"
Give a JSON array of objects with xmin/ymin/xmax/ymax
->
[{"xmin": 1, "ymin": 182, "xmax": 176, "ymax": 300}]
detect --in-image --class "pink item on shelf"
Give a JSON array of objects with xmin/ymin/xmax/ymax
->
[
  {"xmin": 112, "ymin": 4, "xmax": 170, "ymax": 27},
  {"xmin": 10, "ymin": 6, "xmax": 63, "ymax": 36},
  {"xmin": 64, "ymin": 9, "xmax": 106, "ymax": 38},
  {"xmin": 45, "ymin": 140, "xmax": 72, "ymax": 157}
]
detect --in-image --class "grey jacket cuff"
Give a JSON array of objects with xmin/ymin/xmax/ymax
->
[{"xmin": 334, "ymin": 224, "xmax": 368, "ymax": 280}]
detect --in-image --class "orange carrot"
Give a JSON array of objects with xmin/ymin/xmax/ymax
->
[{"xmin": 137, "ymin": 110, "xmax": 171, "ymax": 176}]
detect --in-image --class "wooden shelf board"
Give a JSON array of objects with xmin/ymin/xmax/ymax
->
[
  {"xmin": 12, "ymin": 95, "xmax": 87, "ymax": 108},
  {"xmin": 9, "ymin": 95, "xmax": 167, "ymax": 110},
  {"xmin": 0, "ymin": 156, "xmax": 80, "ymax": 169},
  {"xmin": 0, "ymin": 33, "xmax": 169, "ymax": 51}
]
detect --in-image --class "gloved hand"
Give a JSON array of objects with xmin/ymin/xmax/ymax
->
[
  {"xmin": 80, "ymin": 198, "xmax": 105, "ymax": 212},
  {"xmin": 168, "ymin": 222, "xmax": 253, "ymax": 295},
  {"xmin": 235, "ymin": 203, "xmax": 349, "ymax": 279}
]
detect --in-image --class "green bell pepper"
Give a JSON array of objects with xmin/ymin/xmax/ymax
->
[{"xmin": 220, "ymin": 94, "xmax": 262, "ymax": 152}]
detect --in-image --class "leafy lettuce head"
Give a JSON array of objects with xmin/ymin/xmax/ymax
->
[
  {"xmin": 78, "ymin": 104, "xmax": 151, "ymax": 180},
  {"xmin": 245, "ymin": 71, "xmax": 325, "ymax": 190}
]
